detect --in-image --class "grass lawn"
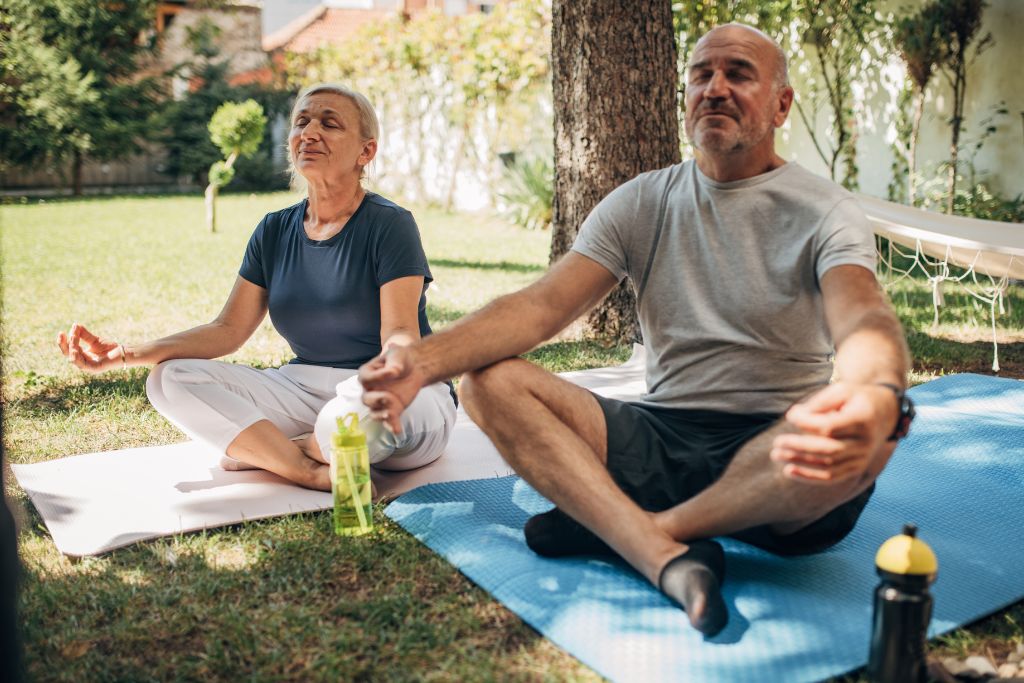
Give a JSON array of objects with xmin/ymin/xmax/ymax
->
[{"xmin": 2, "ymin": 192, "xmax": 1022, "ymax": 681}]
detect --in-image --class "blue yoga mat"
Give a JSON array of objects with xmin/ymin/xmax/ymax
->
[{"xmin": 385, "ymin": 374, "xmax": 1024, "ymax": 683}]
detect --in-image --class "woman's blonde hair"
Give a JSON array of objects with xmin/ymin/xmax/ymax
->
[{"xmin": 288, "ymin": 83, "xmax": 380, "ymax": 182}]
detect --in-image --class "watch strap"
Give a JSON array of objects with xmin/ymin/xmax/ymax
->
[{"xmin": 876, "ymin": 382, "xmax": 915, "ymax": 441}]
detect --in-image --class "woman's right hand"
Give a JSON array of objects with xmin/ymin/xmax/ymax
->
[{"xmin": 57, "ymin": 323, "xmax": 125, "ymax": 373}]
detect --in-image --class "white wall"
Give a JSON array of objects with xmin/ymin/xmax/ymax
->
[{"xmin": 777, "ymin": 0, "xmax": 1023, "ymax": 201}]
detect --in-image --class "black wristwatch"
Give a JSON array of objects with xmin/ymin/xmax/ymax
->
[{"xmin": 876, "ymin": 383, "xmax": 915, "ymax": 441}]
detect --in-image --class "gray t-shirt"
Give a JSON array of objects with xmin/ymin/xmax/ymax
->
[{"xmin": 572, "ymin": 161, "xmax": 876, "ymax": 414}]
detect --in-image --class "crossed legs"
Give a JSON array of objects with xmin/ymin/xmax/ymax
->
[{"xmin": 459, "ymin": 358, "xmax": 881, "ymax": 633}]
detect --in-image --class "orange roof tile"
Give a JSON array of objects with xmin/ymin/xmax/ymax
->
[{"xmin": 263, "ymin": 6, "xmax": 393, "ymax": 53}]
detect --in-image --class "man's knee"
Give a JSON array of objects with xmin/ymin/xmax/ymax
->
[
  {"xmin": 769, "ymin": 470, "xmax": 871, "ymax": 533},
  {"xmin": 458, "ymin": 358, "xmax": 530, "ymax": 420}
]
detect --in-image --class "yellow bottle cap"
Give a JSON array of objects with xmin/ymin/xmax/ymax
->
[
  {"xmin": 332, "ymin": 413, "xmax": 367, "ymax": 449},
  {"xmin": 875, "ymin": 524, "xmax": 938, "ymax": 576}
]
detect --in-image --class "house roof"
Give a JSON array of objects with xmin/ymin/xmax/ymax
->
[{"xmin": 262, "ymin": 4, "xmax": 392, "ymax": 53}]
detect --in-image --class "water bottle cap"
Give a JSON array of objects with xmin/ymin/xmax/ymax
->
[
  {"xmin": 332, "ymin": 412, "xmax": 367, "ymax": 449},
  {"xmin": 875, "ymin": 523, "xmax": 938, "ymax": 576}
]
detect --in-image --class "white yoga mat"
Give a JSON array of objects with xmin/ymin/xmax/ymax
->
[{"xmin": 12, "ymin": 346, "xmax": 646, "ymax": 557}]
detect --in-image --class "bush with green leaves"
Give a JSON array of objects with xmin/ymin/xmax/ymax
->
[
  {"xmin": 289, "ymin": 0, "xmax": 551, "ymax": 210},
  {"xmin": 208, "ymin": 100, "xmax": 266, "ymax": 163},
  {"xmin": 498, "ymin": 156, "xmax": 553, "ymax": 231},
  {"xmin": 0, "ymin": 0, "xmax": 163, "ymax": 194}
]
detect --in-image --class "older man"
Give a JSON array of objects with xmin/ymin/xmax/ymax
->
[{"xmin": 360, "ymin": 23, "xmax": 912, "ymax": 636}]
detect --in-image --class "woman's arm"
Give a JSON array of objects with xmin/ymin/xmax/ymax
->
[
  {"xmin": 378, "ymin": 275, "xmax": 425, "ymax": 351},
  {"xmin": 58, "ymin": 276, "xmax": 269, "ymax": 373}
]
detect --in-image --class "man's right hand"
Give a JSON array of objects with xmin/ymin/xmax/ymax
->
[{"xmin": 359, "ymin": 345, "xmax": 427, "ymax": 434}]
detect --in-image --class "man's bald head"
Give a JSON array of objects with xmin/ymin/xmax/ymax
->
[{"xmin": 694, "ymin": 23, "xmax": 789, "ymax": 90}]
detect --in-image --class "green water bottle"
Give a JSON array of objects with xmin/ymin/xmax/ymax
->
[{"xmin": 331, "ymin": 413, "xmax": 372, "ymax": 536}]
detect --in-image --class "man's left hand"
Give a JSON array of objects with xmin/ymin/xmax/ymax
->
[{"xmin": 771, "ymin": 382, "xmax": 899, "ymax": 483}]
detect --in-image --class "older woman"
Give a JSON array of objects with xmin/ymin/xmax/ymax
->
[{"xmin": 57, "ymin": 83, "xmax": 457, "ymax": 491}]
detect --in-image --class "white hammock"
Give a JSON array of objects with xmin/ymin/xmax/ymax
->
[{"xmin": 857, "ymin": 194, "xmax": 1024, "ymax": 372}]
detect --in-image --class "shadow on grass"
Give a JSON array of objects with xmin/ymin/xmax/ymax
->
[
  {"xmin": 10, "ymin": 370, "xmax": 150, "ymax": 417},
  {"xmin": 890, "ymin": 282, "xmax": 1024, "ymax": 331},
  {"xmin": 16, "ymin": 513, "xmax": 558, "ymax": 682},
  {"xmin": 8, "ymin": 360, "xmax": 302, "ymax": 419},
  {"xmin": 425, "ymin": 303, "xmax": 470, "ymax": 328},
  {"xmin": 430, "ymin": 258, "xmax": 545, "ymax": 274},
  {"xmin": 906, "ymin": 329, "xmax": 1024, "ymax": 378},
  {"xmin": 525, "ymin": 340, "xmax": 633, "ymax": 373}
]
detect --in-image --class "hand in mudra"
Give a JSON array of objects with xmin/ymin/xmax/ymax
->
[
  {"xmin": 359, "ymin": 345, "xmax": 424, "ymax": 434},
  {"xmin": 57, "ymin": 323, "xmax": 125, "ymax": 373}
]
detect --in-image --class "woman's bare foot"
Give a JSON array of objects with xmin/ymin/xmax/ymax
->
[
  {"xmin": 226, "ymin": 421, "xmax": 332, "ymax": 491},
  {"xmin": 301, "ymin": 459, "xmax": 331, "ymax": 491},
  {"xmin": 292, "ymin": 434, "xmax": 328, "ymax": 464}
]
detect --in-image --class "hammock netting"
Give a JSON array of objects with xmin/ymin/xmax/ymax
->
[{"xmin": 859, "ymin": 195, "xmax": 1024, "ymax": 372}]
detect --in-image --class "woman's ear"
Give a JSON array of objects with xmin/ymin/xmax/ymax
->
[{"xmin": 360, "ymin": 139, "xmax": 378, "ymax": 166}]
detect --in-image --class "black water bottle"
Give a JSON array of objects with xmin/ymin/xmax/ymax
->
[{"xmin": 867, "ymin": 523, "xmax": 938, "ymax": 683}]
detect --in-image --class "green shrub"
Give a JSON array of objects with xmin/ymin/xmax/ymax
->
[{"xmin": 498, "ymin": 156, "xmax": 553, "ymax": 231}]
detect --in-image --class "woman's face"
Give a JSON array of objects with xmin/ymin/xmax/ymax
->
[{"xmin": 288, "ymin": 92, "xmax": 376, "ymax": 183}]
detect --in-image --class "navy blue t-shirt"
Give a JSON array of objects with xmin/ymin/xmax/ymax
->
[{"xmin": 239, "ymin": 193, "xmax": 434, "ymax": 369}]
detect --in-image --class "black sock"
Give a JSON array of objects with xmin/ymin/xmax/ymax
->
[
  {"xmin": 658, "ymin": 539, "xmax": 729, "ymax": 637},
  {"xmin": 523, "ymin": 508, "xmax": 614, "ymax": 558}
]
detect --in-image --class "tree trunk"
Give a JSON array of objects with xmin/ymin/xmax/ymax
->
[
  {"xmin": 946, "ymin": 68, "xmax": 964, "ymax": 215},
  {"xmin": 205, "ymin": 183, "xmax": 217, "ymax": 233},
  {"xmin": 550, "ymin": 0, "xmax": 680, "ymax": 343},
  {"xmin": 72, "ymin": 150, "xmax": 83, "ymax": 197},
  {"xmin": 909, "ymin": 89, "xmax": 924, "ymax": 205}
]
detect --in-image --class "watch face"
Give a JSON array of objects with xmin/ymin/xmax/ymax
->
[{"xmin": 896, "ymin": 395, "xmax": 916, "ymax": 439}]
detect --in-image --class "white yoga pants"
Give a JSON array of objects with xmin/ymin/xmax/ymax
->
[{"xmin": 145, "ymin": 360, "xmax": 457, "ymax": 471}]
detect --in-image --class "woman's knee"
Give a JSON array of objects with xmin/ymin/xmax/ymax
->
[
  {"xmin": 314, "ymin": 392, "xmax": 395, "ymax": 463},
  {"xmin": 145, "ymin": 359, "xmax": 218, "ymax": 411}
]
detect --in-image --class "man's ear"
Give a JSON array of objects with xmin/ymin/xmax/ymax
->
[{"xmin": 774, "ymin": 85, "xmax": 795, "ymax": 128}]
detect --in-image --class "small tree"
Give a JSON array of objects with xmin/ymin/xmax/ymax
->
[
  {"xmin": 932, "ymin": 0, "xmax": 992, "ymax": 214},
  {"xmin": 205, "ymin": 100, "xmax": 266, "ymax": 232},
  {"xmin": 794, "ymin": 0, "xmax": 882, "ymax": 191},
  {"xmin": 893, "ymin": 4, "xmax": 943, "ymax": 205}
]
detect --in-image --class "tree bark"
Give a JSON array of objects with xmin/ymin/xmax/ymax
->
[
  {"xmin": 72, "ymin": 151, "xmax": 83, "ymax": 197},
  {"xmin": 205, "ymin": 183, "xmax": 218, "ymax": 233},
  {"xmin": 946, "ymin": 67, "xmax": 964, "ymax": 215},
  {"xmin": 909, "ymin": 89, "xmax": 924, "ymax": 205},
  {"xmin": 550, "ymin": 0, "xmax": 680, "ymax": 343}
]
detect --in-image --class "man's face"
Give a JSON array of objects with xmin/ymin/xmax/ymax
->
[{"xmin": 683, "ymin": 27, "xmax": 792, "ymax": 157}]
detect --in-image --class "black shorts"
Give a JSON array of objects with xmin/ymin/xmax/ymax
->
[{"xmin": 594, "ymin": 393, "xmax": 875, "ymax": 557}]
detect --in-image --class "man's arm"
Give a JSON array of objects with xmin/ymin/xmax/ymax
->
[
  {"xmin": 823, "ymin": 264, "xmax": 909, "ymax": 388},
  {"xmin": 360, "ymin": 252, "xmax": 620, "ymax": 432},
  {"xmin": 771, "ymin": 264, "xmax": 910, "ymax": 483}
]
